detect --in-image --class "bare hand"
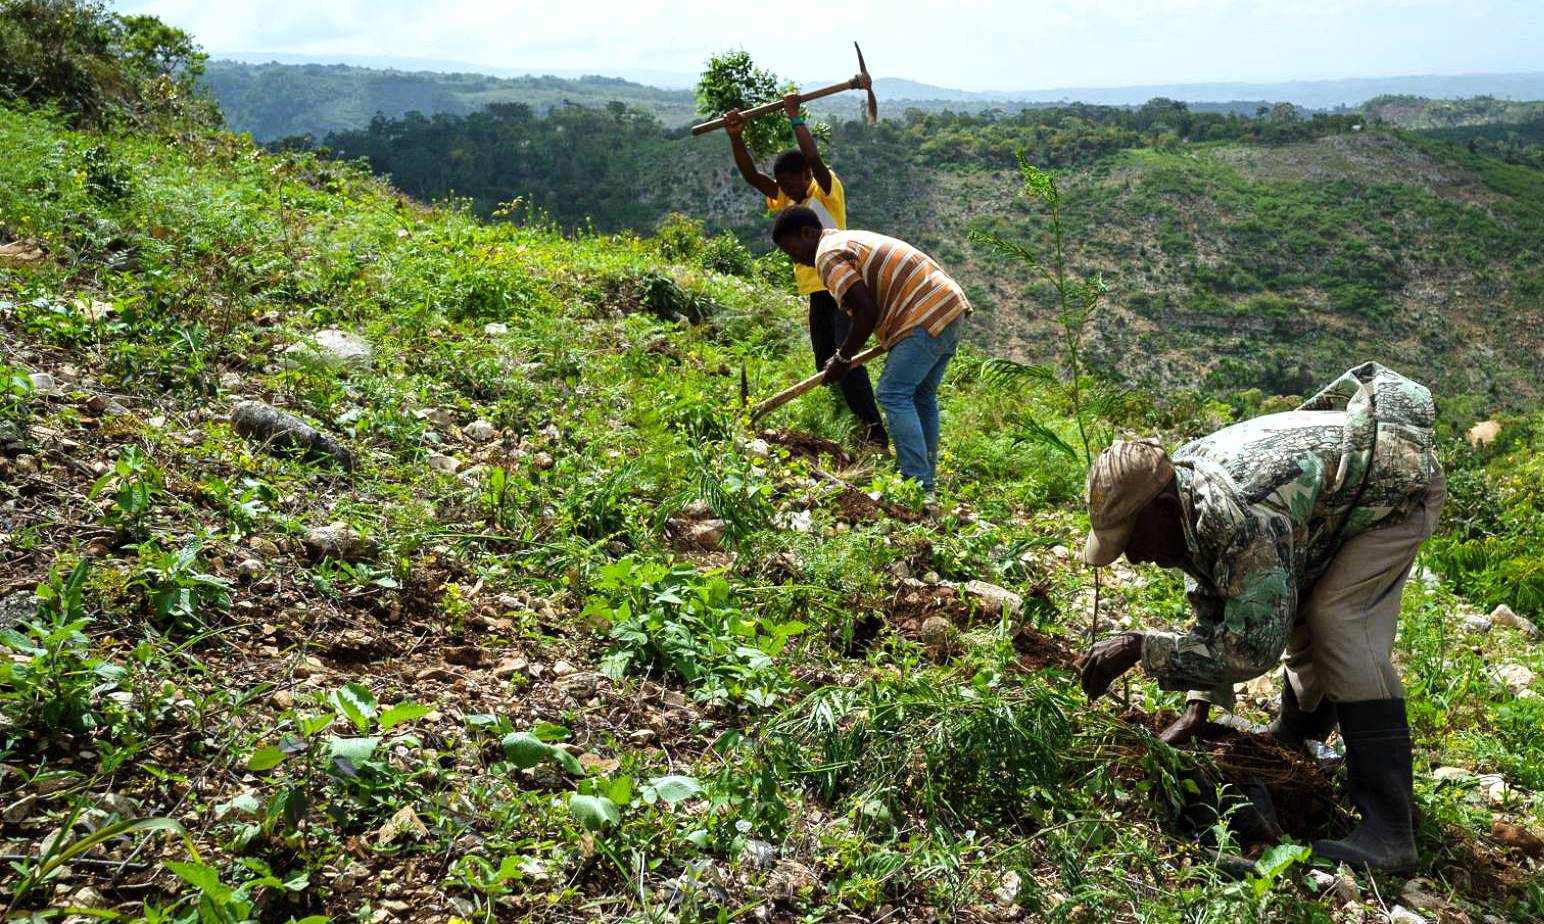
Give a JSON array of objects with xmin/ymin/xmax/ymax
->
[
  {"xmin": 724, "ymin": 108, "xmax": 746, "ymax": 137},
  {"xmin": 1076, "ymin": 632, "xmax": 1143, "ymax": 700},
  {"xmin": 822, "ymin": 355, "xmax": 851, "ymax": 384},
  {"xmin": 1158, "ymin": 699, "xmax": 1210, "ymax": 746},
  {"xmin": 782, "ymin": 92, "xmax": 802, "ymax": 119}
]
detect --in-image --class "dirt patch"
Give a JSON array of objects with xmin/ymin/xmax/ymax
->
[
  {"xmin": 1011, "ymin": 623, "xmax": 1078, "ymax": 672},
  {"xmin": 832, "ymin": 486, "xmax": 923, "ymax": 524},
  {"xmin": 761, "ymin": 428, "xmax": 853, "ymax": 467}
]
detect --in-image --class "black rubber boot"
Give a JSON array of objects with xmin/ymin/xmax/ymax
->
[
  {"xmin": 1312, "ymin": 698, "xmax": 1418, "ymax": 873},
  {"xmin": 1268, "ymin": 679, "xmax": 1338, "ymax": 746}
]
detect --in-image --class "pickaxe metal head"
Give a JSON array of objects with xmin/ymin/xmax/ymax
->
[{"xmin": 854, "ymin": 42, "xmax": 878, "ymax": 126}]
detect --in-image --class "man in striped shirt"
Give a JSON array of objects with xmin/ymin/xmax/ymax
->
[{"xmin": 771, "ymin": 206, "xmax": 971, "ymax": 499}]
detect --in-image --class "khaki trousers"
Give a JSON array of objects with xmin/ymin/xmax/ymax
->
[{"xmin": 1283, "ymin": 467, "xmax": 1447, "ymax": 710}]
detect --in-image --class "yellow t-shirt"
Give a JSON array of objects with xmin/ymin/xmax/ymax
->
[{"xmin": 767, "ymin": 171, "xmax": 846, "ymax": 296}]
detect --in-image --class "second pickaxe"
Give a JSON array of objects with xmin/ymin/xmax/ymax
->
[{"xmin": 691, "ymin": 42, "xmax": 877, "ymax": 136}]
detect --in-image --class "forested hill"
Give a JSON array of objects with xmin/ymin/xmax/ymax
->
[
  {"xmin": 314, "ymin": 101, "xmax": 1544, "ymax": 418},
  {"xmin": 204, "ymin": 59, "xmax": 1544, "ymax": 143},
  {"xmin": 201, "ymin": 60, "xmax": 702, "ymax": 141}
]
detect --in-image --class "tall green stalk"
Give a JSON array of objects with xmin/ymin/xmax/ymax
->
[{"xmin": 970, "ymin": 156, "xmax": 1109, "ymax": 467}]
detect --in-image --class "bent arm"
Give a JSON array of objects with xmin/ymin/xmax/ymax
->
[
  {"xmin": 1141, "ymin": 516, "xmax": 1297, "ymax": 706},
  {"xmin": 794, "ymin": 122, "xmax": 832, "ymax": 194},
  {"xmin": 729, "ymin": 131, "xmax": 779, "ymax": 200},
  {"xmin": 834, "ymin": 281, "xmax": 879, "ymax": 357}
]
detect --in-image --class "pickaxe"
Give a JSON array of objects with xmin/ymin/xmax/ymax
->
[
  {"xmin": 692, "ymin": 42, "xmax": 878, "ymax": 136},
  {"xmin": 749, "ymin": 346, "xmax": 883, "ymax": 422}
]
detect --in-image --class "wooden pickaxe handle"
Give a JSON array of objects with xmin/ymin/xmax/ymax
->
[
  {"xmin": 692, "ymin": 42, "xmax": 876, "ymax": 136},
  {"xmin": 749, "ymin": 346, "xmax": 884, "ymax": 421}
]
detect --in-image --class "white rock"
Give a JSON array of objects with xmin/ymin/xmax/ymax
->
[
  {"xmin": 964, "ymin": 580, "xmax": 1022, "ymax": 616},
  {"xmin": 1387, "ymin": 906, "xmax": 1428, "ymax": 924},
  {"xmin": 27, "ymin": 372, "xmax": 61, "ymax": 396},
  {"xmin": 279, "ymin": 329, "xmax": 373, "ymax": 373},
  {"xmin": 1398, "ymin": 879, "xmax": 1446, "ymax": 914},
  {"xmin": 1477, "ymin": 773, "xmax": 1513, "ymax": 804},
  {"xmin": 483, "ymin": 322, "xmax": 509, "ymax": 336},
  {"xmin": 555, "ymin": 671, "xmax": 602, "ymax": 701},
  {"xmin": 994, "ymin": 869, "xmax": 1022, "ymax": 905},
  {"xmin": 236, "ymin": 559, "xmax": 263, "ymax": 580},
  {"xmin": 1489, "ymin": 604, "xmax": 1539, "ymax": 638},
  {"xmin": 746, "ymin": 438, "xmax": 770, "ymax": 459},
  {"xmin": 680, "ymin": 499, "xmax": 714, "ymax": 518},
  {"xmin": 1493, "ymin": 663, "xmax": 1536, "ymax": 696},
  {"xmin": 1458, "ymin": 614, "xmax": 1493, "ymax": 635},
  {"xmin": 419, "ymin": 407, "xmax": 455, "ymax": 429},
  {"xmin": 1465, "ymin": 420, "xmax": 1501, "ymax": 447},
  {"xmin": 302, "ymin": 522, "xmax": 378, "ymax": 562},
  {"xmin": 464, "ymin": 420, "xmax": 497, "ymax": 443},
  {"xmin": 427, "ymin": 452, "xmax": 461, "ymax": 474},
  {"xmin": 774, "ymin": 509, "xmax": 813, "ymax": 533}
]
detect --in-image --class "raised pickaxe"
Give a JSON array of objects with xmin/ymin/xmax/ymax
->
[
  {"xmin": 692, "ymin": 42, "xmax": 878, "ymax": 136},
  {"xmin": 749, "ymin": 346, "xmax": 883, "ymax": 422}
]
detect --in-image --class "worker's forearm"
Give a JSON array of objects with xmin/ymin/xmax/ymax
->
[
  {"xmin": 730, "ymin": 138, "xmax": 764, "ymax": 185},
  {"xmin": 794, "ymin": 123, "xmax": 831, "ymax": 192},
  {"xmin": 837, "ymin": 313, "xmax": 876, "ymax": 357}
]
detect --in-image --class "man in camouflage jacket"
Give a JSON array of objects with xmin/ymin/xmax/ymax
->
[{"xmin": 1076, "ymin": 362, "xmax": 1445, "ymax": 872}]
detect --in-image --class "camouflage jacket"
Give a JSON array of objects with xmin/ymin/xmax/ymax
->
[{"xmin": 1140, "ymin": 362, "xmax": 1440, "ymax": 707}]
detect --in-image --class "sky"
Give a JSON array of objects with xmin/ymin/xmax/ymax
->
[{"xmin": 115, "ymin": 0, "xmax": 1544, "ymax": 92}]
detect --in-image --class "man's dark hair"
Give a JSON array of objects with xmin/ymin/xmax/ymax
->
[
  {"xmin": 771, "ymin": 205, "xmax": 822, "ymax": 244},
  {"xmin": 772, "ymin": 149, "xmax": 809, "ymax": 177}
]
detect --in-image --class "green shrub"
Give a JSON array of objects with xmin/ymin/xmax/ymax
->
[
  {"xmin": 699, "ymin": 230, "xmax": 755, "ymax": 277},
  {"xmin": 588, "ymin": 557, "xmax": 805, "ymax": 707}
]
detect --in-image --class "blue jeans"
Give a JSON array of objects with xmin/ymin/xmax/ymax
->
[{"xmin": 875, "ymin": 317, "xmax": 963, "ymax": 492}]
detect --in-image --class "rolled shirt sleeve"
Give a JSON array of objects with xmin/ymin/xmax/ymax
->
[
  {"xmin": 815, "ymin": 248, "xmax": 862, "ymax": 307},
  {"xmin": 1141, "ymin": 509, "xmax": 1297, "ymax": 704}
]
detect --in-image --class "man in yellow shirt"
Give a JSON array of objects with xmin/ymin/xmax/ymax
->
[{"xmin": 722, "ymin": 95, "xmax": 887, "ymax": 450}]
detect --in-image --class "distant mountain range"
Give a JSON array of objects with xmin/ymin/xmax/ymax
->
[{"xmin": 203, "ymin": 56, "xmax": 1544, "ymax": 142}]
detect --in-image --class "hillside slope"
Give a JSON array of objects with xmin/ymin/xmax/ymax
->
[{"xmin": 3, "ymin": 94, "xmax": 1544, "ymax": 924}]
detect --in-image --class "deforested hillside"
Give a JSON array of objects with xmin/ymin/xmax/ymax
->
[
  {"xmin": 318, "ymin": 103, "xmax": 1544, "ymax": 418},
  {"xmin": 3, "ymin": 4, "xmax": 1544, "ymax": 923}
]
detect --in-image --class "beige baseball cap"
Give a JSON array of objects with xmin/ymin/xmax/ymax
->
[{"xmin": 1082, "ymin": 439, "xmax": 1176, "ymax": 567}]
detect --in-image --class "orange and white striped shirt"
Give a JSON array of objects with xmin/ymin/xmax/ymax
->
[{"xmin": 814, "ymin": 229, "xmax": 971, "ymax": 349}]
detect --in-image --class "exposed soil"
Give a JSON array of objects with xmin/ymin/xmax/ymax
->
[
  {"xmin": 1011, "ymin": 622, "xmax": 1078, "ymax": 672},
  {"xmin": 832, "ymin": 485, "xmax": 923, "ymax": 524},
  {"xmin": 761, "ymin": 428, "xmax": 854, "ymax": 467}
]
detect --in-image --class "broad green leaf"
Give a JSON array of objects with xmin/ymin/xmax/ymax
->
[
  {"xmin": 569, "ymin": 794, "xmax": 620, "ymax": 832},
  {"xmin": 605, "ymin": 775, "xmax": 634, "ymax": 805},
  {"xmin": 1254, "ymin": 842, "xmax": 1311, "ymax": 879},
  {"xmin": 531, "ymin": 722, "xmax": 570, "ymax": 742},
  {"xmin": 165, "ymin": 860, "xmax": 231, "ymax": 901},
  {"xmin": 325, "ymin": 736, "xmax": 381, "ymax": 763},
  {"xmin": 334, "ymin": 683, "xmax": 378, "ymax": 732},
  {"xmin": 299, "ymin": 712, "xmax": 337, "ymax": 737},
  {"xmin": 217, "ymin": 792, "xmax": 262, "ymax": 817},
  {"xmin": 246, "ymin": 745, "xmax": 287, "ymax": 772},
  {"xmin": 645, "ymin": 774, "xmax": 703, "ymax": 806},
  {"xmin": 501, "ymin": 732, "xmax": 550, "ymax": 769},
  {"xmin": 378, "ymin": 701, "xmax": 432, "ymax": 731},
  {"xmin": 552, "ymin": 747, "xmax": 583, "ymax": 776}
]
